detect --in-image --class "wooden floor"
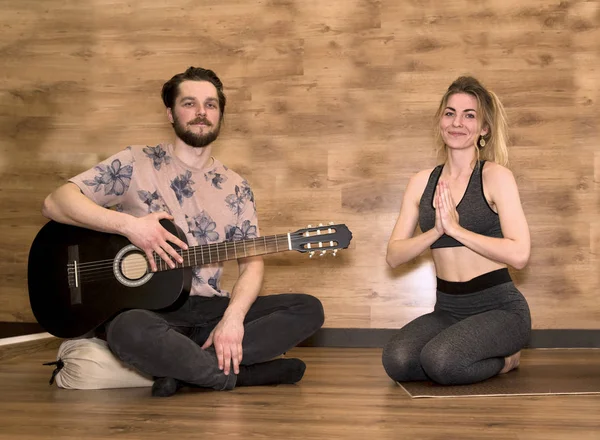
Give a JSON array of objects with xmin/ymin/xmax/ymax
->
[{"xmin": 1, "ymin": 347, "xmax": 599, "ymax": 440}]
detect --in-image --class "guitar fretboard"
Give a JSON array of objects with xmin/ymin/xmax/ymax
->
[{"xmin": 156, "ymin": 233, "xmax": 291, "ymax": 271}]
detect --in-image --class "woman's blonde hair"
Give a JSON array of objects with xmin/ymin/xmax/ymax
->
[{"xmin": 433, "ymin": 76, "xmax": 509, "ymax": 167}]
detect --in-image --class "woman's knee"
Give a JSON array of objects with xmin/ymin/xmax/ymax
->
[
  {"xmin": 381, "ymin": 337, "xmax": 420, "ymax": 382},
  {"xmin": 420, "ymin": 344, "xmax": 462, "ymax": 385}
]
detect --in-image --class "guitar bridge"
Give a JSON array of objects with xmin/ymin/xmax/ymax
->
[{"xmin": 67, "ymin": 245, "xmax": 82, "ymax": 305}]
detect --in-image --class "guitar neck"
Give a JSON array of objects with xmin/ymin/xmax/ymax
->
[{"xmin": 155, "ymin": 233, "xmax": 291, "ymax": 271}]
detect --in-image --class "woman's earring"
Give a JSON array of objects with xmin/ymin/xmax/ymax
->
[{"xmin": 479, "ymin": 137, "xmax": 486, "ymax": 148}]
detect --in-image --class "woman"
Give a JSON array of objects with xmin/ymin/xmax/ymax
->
[{"xmin": 382, "ymin": 76, "xmax": 531, "ymax": 385}]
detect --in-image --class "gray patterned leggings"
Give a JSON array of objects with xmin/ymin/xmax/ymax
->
[{"xmin": 382, "ymin": 269, "xmax": 531, "ymax": 385}]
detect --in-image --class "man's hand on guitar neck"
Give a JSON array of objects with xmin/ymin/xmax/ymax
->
[{"xmin": 122, "ymin": 212, "xmax": 188, "ymax": 272}]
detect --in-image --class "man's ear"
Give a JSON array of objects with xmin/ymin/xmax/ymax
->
[{"xmin": 167, "ymin": 108, "xmax": 174, "ymax": 124}]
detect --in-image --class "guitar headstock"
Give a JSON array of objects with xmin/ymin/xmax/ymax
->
[{"xmin": 290, "ymin": 223, "xmax": 352, "ymax": 257}]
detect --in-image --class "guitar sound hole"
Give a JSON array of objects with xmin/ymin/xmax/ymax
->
[{"xmin": 120, "ymin": 252, "xmax": 149, "ymax": 280}]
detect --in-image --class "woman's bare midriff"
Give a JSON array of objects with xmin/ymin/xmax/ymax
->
[{"xmin": 432, "ymin": 246, "xmax": 506, "ymax": 282}]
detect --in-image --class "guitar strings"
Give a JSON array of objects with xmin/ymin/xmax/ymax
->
[
  {"xmin": 71, "ymin": 242, "xmax": 339, "ymax": 284},
  {"xmin": 68, "ymin": 233, "xmax": 334, "ymax": 284},
  {"xmin": 73, "ymin": 234, "xmax": 291, "ymax": 269},
  {"xmin": 68, "ymin": 235, "xmax": 288, "ymax": 283},
  {"xmin": 72, "ymin": 231, "xmax": 339, "ymax": 270},
  {"xmin": 72, "ymin": 224, "xmax": 343, "ymax": 271},
  {"xmin": 75, "ymin": 235, "xmax": 289, "ymax": 275},
  {"xmin": 66, "ymin": 227, "xmax": 343, "ymax": 285}
]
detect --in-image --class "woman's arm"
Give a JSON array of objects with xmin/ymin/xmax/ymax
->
[
  {"xmin": 438, "ymin": 164, "xmax": 530, "ymax": 269},
  {"xmin": 386, "ymin": 170, "xmax": 443, "ymax": 268}
]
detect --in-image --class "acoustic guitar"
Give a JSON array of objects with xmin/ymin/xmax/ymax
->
[{"xmin": 28, "ymin": 220, "xmax": 352, "ymax": 338}]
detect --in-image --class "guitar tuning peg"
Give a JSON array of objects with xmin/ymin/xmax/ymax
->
[
  {"xmin": 309, "ymin": 251, "xmax": 315, "ymax": 258},
  {"xmin": 329, "ymin": 221, "xmax": 334, "ymax": 225},
  {"xmin": 307, "ymin": 224, "xmax": 312, "ymax": 228},
  {"xmin": 319, "ymin": 223, "xmax": 323, "ymax": 226},
  {"xmin": 320, "ymin": 250, "xmax": 327, "ymax": 257},
  {"xmin": 332, "ymin": 250, "xmax": 338, "ymax": 257}
]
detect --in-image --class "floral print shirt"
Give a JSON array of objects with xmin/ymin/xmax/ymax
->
[{"xmin": 69, "ymin": 143, "xmax": 259, "ymax": 297}]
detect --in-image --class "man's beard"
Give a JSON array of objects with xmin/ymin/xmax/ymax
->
[{"xmin": 172, "ymin": 114, "xmax": 221, "ymax": 148}]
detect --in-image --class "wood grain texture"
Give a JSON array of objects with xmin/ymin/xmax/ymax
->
[
  {"xmin": 0, "ymin": 347, "xmax": 599, "ymax": 439},
  {"xmin": 0, "ymin": 0, "xmax": 598, "ymax": 329},
  {"xmin": 0, "ymin": 335, "xmax": 60, "ymax": 362}
]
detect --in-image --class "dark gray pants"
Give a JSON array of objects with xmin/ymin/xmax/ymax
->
[
  {"xmin": 107, "ymin": 293, "xmax": 324, "ymax": 390},
  {"xmin": 382, "ymin": 269, "xmax": 531, "ymax": 385}
]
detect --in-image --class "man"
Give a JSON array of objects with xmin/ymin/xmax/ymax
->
[{"xmin": 42, "ymin": 67, "xmax": 325, "ymax": 397}]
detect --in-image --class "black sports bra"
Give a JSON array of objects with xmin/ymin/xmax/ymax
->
[{"xmin": 418, "ymin": 161, "xmax": 503, "ymax": 249}]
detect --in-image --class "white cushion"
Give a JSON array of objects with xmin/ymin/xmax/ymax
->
[{"xmin": 54, "ymin": 338, "xmax": 153, "ymax": 389}]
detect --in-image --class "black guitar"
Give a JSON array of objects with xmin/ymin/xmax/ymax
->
[{"xmin": 28, "ymin": 220, "xmax": 352, "ymax": 338}]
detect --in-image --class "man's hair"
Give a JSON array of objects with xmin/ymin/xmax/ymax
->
[{"xmin": 161, "ymin": 67, "xmax": 226, "ymax": 116}]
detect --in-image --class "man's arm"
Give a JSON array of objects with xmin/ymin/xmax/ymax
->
[
  {"xmin": 43, "ymin": 182, "xmax": 133, "ymax": 232},
  {"xmin": 42, "ymin": 182, "xmax": 187, "ymax": 271},
  {"xmin": 201, "ymin": 255, "xmax": 264, "ymax": 375}
]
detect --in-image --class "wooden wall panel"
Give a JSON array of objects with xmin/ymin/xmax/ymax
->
[{"xmin": 0, "ymin": 0, "xmax": 598, "ymax": 329}]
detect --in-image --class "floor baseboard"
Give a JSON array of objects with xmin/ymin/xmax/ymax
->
[
  {"xmin": 299, "ymin": 329, "xmax": 600, "ymax": 349},
  {"xmin": 1, "ymin": 328, "xmax": 598, "ymax": 364}
]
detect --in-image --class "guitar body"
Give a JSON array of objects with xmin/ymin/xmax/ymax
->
[{"xmin": 28, "ymin": 220, "xmax": 191, "ymax": 338}]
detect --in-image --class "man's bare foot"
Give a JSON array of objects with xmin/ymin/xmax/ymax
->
[{"xmin": 499, "ymin": 351, "xmax": 521, "ymax": 374}]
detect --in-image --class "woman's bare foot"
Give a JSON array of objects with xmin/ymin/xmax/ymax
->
[{"xmin": 499, "ymin": 351, "xmax": 521, "ymax": 374}]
